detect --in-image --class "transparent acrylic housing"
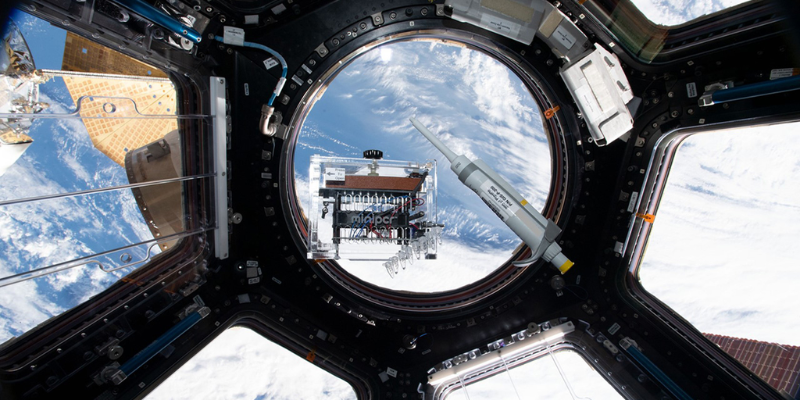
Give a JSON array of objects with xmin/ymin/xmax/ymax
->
[{"xmin": 307, "ymin": 155, "xmax": 440, "ymax": 264}]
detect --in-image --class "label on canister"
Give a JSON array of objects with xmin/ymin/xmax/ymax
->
[{"xmin": 770, "ymin": 68, "xmax": 800, "ymax": 80}]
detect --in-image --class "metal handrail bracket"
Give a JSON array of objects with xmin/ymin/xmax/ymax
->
[{"xmin": 210, "ymin": 77, "xmax": 229, "ymax": 260}]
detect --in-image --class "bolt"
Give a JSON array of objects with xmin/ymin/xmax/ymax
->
[
  {"xmin": 687, "ymin": 108, "xmax": 694, "ymax": 115},
  {"xmin": 421, "ymin": 8, "xmax": 429, "ymax": 16},
  {"xmin": 206, "ymin": 6, "xmax": 213, "ymax": 12},
  {"xmin": 671, "ymin": 111, "xmax": 679, "ymax": 118},
  {"xmin": 668, "ymin": 92, "xmax": 674, "ymax": 98}
]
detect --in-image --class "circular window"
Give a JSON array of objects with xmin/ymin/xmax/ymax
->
[{"xmin": 289, "ymin": 36, "xmax": 554, "ymax": 295}]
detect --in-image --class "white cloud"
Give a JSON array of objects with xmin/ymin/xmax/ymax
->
[
  {"xmin": 630, "ymin": 0, "xmax": 750, "ymax": 26},
  {"xmin": 293, "ymin": 40, "xmax": 554, "ymax": 293},
  {"xmin": 147, "ymin": 327, "xmax": 356, "ymax": 400},
  {"xmin": 0, "ymin": 77, "xmax": 155, "ymax": 342},
  {"xmin": 639, "ymin": 123, "xmax": 800, "ymax": 346},
  {"xmin": 338, "ymin": 238, "xmax": 515, "ymax": 292}
]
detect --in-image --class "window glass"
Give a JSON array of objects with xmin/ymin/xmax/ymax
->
[
  {"xmin": 0, "ymin": 10, "xmax": 187, "ymax": 344},
  {"xmin": 639, "ymin": 123, "xmax": 800, "ymax": 397},
  {"xmin": 294, "ymin": 39, "xmax": 552, "ymax": 292},
  {"xmin": 147, "ymin": 327, "xmax": 357, "ymax": 400},
  {"xmin": 630, "ymin": 0, "xmax": 752, "ymax": 26},
  {"xmin": 446, "ymin": 350, "xmax": 623, "ymax": 399}
]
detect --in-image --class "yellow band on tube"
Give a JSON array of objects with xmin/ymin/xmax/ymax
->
[{"xmin": 558, "ymin": 260, "xmax": 574, "ymax": 274}]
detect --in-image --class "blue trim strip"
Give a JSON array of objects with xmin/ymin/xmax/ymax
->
[
  {"xmin": 713, "ymin": 75, "xmax": 800, "ymax": 103},
  {"xmin": 119, "ymin": 311, "xmax": 204, "ymax": 376},
  {"xmin": 114, "ymin": 0, "xmax": 202, "ymax": 43},
  {"xmin": 623, "ymin": 345, "xmax": 693, "ymax": 400}
]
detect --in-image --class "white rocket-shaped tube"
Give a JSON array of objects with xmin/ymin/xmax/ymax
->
[{"xmin": 410, "ymin": 117, "xmax": 573, "ymax": 274}]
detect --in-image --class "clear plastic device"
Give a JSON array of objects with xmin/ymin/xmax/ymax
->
[{"xmin": 307, "ymin": 152, "xmax": 442, "ymax": 275}]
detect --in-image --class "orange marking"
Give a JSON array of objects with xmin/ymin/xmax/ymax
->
[
  {"xmin": 636, "ymin": 213, "xmax": 656, "ymax": 223},
  {"xmin": 578, "ymin": 0, "xmax": 588, "ymax": 4},
  {"xmin": 306, "ymin": 349, "xmax": 317, "ymax": 362},
  {"xmin": 544, "ymin": 105, "xmax": 561, "ymax": 119}
]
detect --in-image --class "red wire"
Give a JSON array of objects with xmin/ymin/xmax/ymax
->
[{"xmin": 386, "ymin": 198, "xmax": 426, "ymax": 239}]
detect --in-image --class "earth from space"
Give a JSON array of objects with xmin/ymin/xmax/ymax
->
[
  {"xmin": 5, "ymin": 1, "xmax": 789, "ymax": 399},
  {"xmin": 293, "ymin": 39, "xmax": 552, "ymax": 292}
]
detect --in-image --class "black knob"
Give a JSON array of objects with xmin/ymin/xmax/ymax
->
[{"xmin": 363, "ymin": 149, "xmax": 383, "ymax": 159}]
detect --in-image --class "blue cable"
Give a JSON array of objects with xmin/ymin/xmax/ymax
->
[
  {"xmin": 214, "ymin": 36, "xmax": 288, "ymax": 106},
  {"xmin": 411, "ymin": 333, "xmax": 427, "ymax": 344},
  {"xmin": 350, "ymin": 196, "xmax": 410, "ymax": 238},
  {"xmin": 355, "ymin": 212, "xmax": 373, "ymax": 237}
]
